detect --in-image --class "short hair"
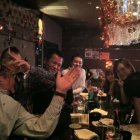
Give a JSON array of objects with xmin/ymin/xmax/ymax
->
[
  {"xmin": 124, "ymin": 71, "xmax": 140, "ymax": 98},
  {"xmin": 105, "ymin": 68, "xmax": 114, "ymax": 77},
  {"xmin": 71, "ymin": 53, "xmax": 83, "ymax": 61},
  {"xmin": 45, "ymin": 50, "xmax": 63, "ymax": 61},
  {"xmin": 0, "ymin": 46, "xmax": 20, "ymax": 60},
  {"xmin": 113, "ymin": 59, "xmax": 135, "ymax": 78}
]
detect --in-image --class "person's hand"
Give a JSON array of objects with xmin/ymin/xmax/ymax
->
[
  {"xmin": 115, "ymin": 79, "xmax": 124, "ymax": 87},
  {"xmin": 7, "ymin": 52, "xmax": 31, "ymax": 73},
  {"xmin": 56, "ymin": 68, "xmax": 81, "ymax": 94},
  {"xmin": 12, "ymin": 60, "xmax": 31, "ymax": 73}
]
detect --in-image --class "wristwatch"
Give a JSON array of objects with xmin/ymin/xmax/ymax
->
[{"xmin": 55, "ymin": 91, "xmax": 66, "ymax": 98}]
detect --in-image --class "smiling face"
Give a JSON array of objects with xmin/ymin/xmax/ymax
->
[
  {"xmin": 47, "ymin": 54, "xmax": 63, "ymax": 74},
  {"xmin": 116, "ymin": 63, "xmax": 132, "ymax": 80},
  {"xmin": 72, "ymin": 57, "xmax": 83, "ymax": 68}
]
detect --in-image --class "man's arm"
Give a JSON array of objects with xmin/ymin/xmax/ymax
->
[
  {"xmin": 0, "ymin": 92, "xmax": 64, "ymax": 139},
  {"xmin": 13, "ymin": 94, "xmax": 64, "ymax": 138},
  {"xmin": 11, "ymin": 58, "xmax": 55, "ymax": 87},
  {"xmin": 29, "ymin": 66, "xmax": 55, "ymax": 86}
]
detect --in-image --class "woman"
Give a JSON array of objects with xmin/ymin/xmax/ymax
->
[
  {"xmin": 124, "ymin": 72, "xmax": 140, "ymax": 123},
  {"xmin": 102, "ymin": 68, "xmax": 115, "ymax": 95},
  {"xmin": 101, "ymin": 68, "xmax": 115, "ymax": 110},
  {"xmin": 113, "ymin": 59, "xmax": 137, "ymax": 123},
  {"xmin": 113, "ymin": 59, "xmax": 135, "ymax": 104}
]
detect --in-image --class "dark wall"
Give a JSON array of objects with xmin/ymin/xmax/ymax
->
[
  {"xmin": 62, "ymin": 27, "xmax": 104, "ymax": 69},
  {"xmin": 62, "ymin": 27, "xmax": 140, "ymax": 71}
]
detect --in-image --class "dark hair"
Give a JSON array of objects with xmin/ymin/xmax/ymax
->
[
  {"xmin": 124, "ymin": 71, "xmax": 140, "ymax": 98},
  {"xmin": 45, "ymin": 50, "xmax": 63, "ymax": 61},
  {"xmin": 103, "ymin": 68, "xmax": 114, "ymax": 93},
  {"xmin": 71, "ymin": 53, "xmax": 83, "ymax": 61},
  {"xmin": 113, "ymin": 59, "xmax": 135, "ymax": 78},
  {"xmin": 105, "ymin": 68, "xmax": 114, "ymax": 78},
  {"xmin": 0, "ymin": 46, "xmax": 20, "ymax": 60}
]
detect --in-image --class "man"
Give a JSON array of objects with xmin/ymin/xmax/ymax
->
[
  {"xmin": 32, "ymin": 50, "xmax": 73, "ymax": 139},
  {"xmin": 0, "ymin": 47, "xmax": 55, "ymax": 113},
  {"xmin": 0, "ymin": 62, "xmax": 81, "ymax": 139},
  {"xmin": 44, "ymin": 50, "xmax": 63, "ymax": 74},
  {"xmin": 32, "ymin": 50, "xmax": 65, "ymax": 114},
  {"xmin": 63, "ymin": 54, "xmax": 86, "ymax": 95},
  {"xmin": 0, "ymin": 47, "xmax": 80, "ymax": 139}
]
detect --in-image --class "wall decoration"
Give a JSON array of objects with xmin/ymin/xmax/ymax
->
[
  {"xmin": 92, "ymin": 51, "xmax": 100, "ymax": 59},
  {"xmin": 85, "ymin": 48, "xmax": 93, "ymax": 59},
  {"xmin": 100, "ymin": 0, "xmax": 140, "ymax": 46},
  {"xmin": 100, "ymin": 52, "xmax": 110, "ymax": 60}
]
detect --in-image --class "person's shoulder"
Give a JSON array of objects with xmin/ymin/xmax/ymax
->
[
  {"xmin": 0, "ymin": 92, "xmax": 19, "ymax": 105},
  {"xmin": 62, "ymin": 68, "xmax": 69, "ymax": 75},
  {"xmin": 81, "ymin": 68, "xmax": 86, "ymax": 72},
  {"xmin": 0, "ymin": 92, "xmax": 21, "ymax": 118},
  {"xmin": 124, "ymin": 71, "xmax": 140, "ymax": 98},
  {"xmin": 81, "ymin": 68, "xmax": 86, "ymax": 75}
]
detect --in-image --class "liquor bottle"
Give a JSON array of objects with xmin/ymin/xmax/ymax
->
[
  {"xmin": 113, "ymin": 109, "xmax": 120, "ymax": 133},
  {"xmin": 124, "ymin": 109, "xmax": 135, "ymax": 124}
]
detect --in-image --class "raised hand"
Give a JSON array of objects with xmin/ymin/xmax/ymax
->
[
  {"xmin": 56, "ymin": 68, "xmax": 81, "ymax": 94},
  {"xmin": 6, "ymin": 51, "xmax": 31, "ymax": 73}
]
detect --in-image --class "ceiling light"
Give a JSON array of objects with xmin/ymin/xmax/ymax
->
[
  {"xmin": 0, "ymin": 25, "xmax": 3, "ymax": 31},
  {"xmin": 98, "ymin": 17, "xmax": 101, "ymax": 20},
  {"xmin": 96, "ymin": 6, "xmax": 100, "ymax": 9},
  {"xmin": 41, "ymin": 6, "xmax": 68, "ymax": 11},
  {"xmin": 133, "ymin": 12, "xmax": 138, "ymax": 16},
  {"xmin": 137, "ymin": 1, "xmax": 140, "ymax": 4},
  {"xmin": 88, "ymin": 2, "xmax": 92, "ymax": 5}
]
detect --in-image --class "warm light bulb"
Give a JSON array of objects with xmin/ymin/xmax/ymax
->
[
  {"xmin": 96, "ymin": 6, "xmax": 100, "ymax": 9},
  {"xmin": 133, "ymin": 12, "xmax": 138, "ymax": 16},
  {"xmin": 137, "ymin": 1, "xmax": 140, "ymax": 4},
  {"xmin": 38, "ymin": 19, "xmax": 43, "ymax": 35},
  {"xmin": 0, "ymin": 25, "xmax": 3, "ymax": 31}
]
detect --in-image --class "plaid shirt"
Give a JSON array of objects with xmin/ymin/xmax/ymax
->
[{"xmin": 14, "ymin": 66, "xmax": 55, "ymax": 113}]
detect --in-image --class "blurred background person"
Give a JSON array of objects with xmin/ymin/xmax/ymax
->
[
  {"xmin": 113, "ymin": 58, "xmax": 135, "ymax": 105},
  {"xmin": 113, "ymin": 58, "xmax": 136, "ymax": 123},
  {"xmin": 102, "ymin": 68, "xmax": 115, "ymax": 96}
]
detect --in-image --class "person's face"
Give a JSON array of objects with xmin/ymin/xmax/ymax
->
[
  {"xmin": 106, "ymin": 73, "xmax": 114, "ymax": 83},
  {"xmin": 72, "ymin": 57, "xmax": 83, "ymax": 68},
  {"xmin": 47, "ymin": 54, "xmax": 63, "ymax": 74},
  {"xmin": 116, "ymin": 63, "xmax": 132, "ymax": 80},
  {"xmin": 0, "ymin": 76, "xmax": 15, "ymax": 92}
]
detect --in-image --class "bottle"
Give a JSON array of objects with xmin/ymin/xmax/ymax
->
[
  {"xmin": 124, "ymin": 109, "xmax": 135, "ymax": 124},
  {"xmin": 113, "ymin": 109, "xmax": 121, "ymax": 133},
  {"xmin": 77, "ymin": 101, "xmax": 85, "ymax": 114}
]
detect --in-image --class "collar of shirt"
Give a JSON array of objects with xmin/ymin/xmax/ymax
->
[{"xmin": 0, "ymin": 89, "xmax": 10, "ymax": 95}]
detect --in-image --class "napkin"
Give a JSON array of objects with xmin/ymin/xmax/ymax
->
[
  {"xmin": 99, "ymin": 118, "xmax": 114, "ymax": 126},
  {"xmin": 74, "ymin": 129, "xmax": 98, "ymax": 140},
  {"xmin": 90, "ymin": 108, "xmax": 108, "ymax": 116}
]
